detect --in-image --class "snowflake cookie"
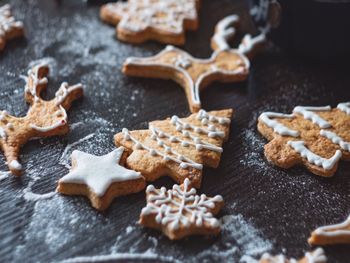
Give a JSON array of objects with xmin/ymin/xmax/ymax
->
[
  {"xmin": 259, "ymin": 248, "xmax": 327, "ymax": 263},
  {"xmin": 308, "ymin": 215, "xmax": 350, "ymax": 245},
  {"xmin": 100, "ymin": 0, "xmax": 200, "ymax": 45},
  {"xmin": 57, "ymin": 147, "xmax": 146, "ymax": 211},
  {"xmin": 0, "ymin": 4, "xmax": 24, "ymax": 51},
  {"xmin": 139, "ymin": 178, "xmax": 224, "ymax": 240},
  {"xmin": 115, "ymin": 109, "xmax": 232, "ymax": 188},
  {"xmin": 0, "ymin": 63, "xmax": 83, "ymax": 176},
  {"xmin": 123, "ymin": 46, "xmax": 249, "ymax": 113},
  {"xmin": 257, "ymin": 103, "xmax": 350, "ymax": 177}
]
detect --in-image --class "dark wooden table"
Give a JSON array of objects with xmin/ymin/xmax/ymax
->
[{"xmin": 0, "ymin": 0, "xmax": 349, "ymax": 262}]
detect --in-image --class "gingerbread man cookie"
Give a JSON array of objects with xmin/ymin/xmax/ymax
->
[
  {"xmin": 57, "ymin": 147, "xmax": 146, "ymax": 211},
  {"xmin": 257, "ymin": 103, "xmax": 350, "ymax": 177},
  {"xmin": 139, "ymin": 178, "xmax": 224, "ymax": 240},
  {"xmin": 211, "ymin": 14, "xmax": 267, "ymax": 59},
  {"xmin": 259, "ymin": 248, "xmax": 327, "ymax": 263},
  {"xmin": 100, "ymin": 0, "xmax": 200, "ymax": 45},
  {"xmin": 123, "ymin": 46, "xmax": 249, "ymax": 113},
  {"xmin": 0, "ymin": 4, "xmax": 24, "ymax": 51},
  {"xmin": 115, "ymin": 109, "xmax": 232, "ymax": 188},
  {"xmin": 0, "ymin": 64, "xmax": 83, "ymax": 176},
  {"xmin": 308, "ymin": 215, "xmax": 350, "ymax": 245}
]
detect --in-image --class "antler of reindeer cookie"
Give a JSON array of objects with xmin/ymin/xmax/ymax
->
[
  {"xmin": 0, "ymin": 64, "xmax": 83, "ymax": 176},
  {"xmin": 211, "ymin": 14, "xmax": 267, "ymax": 59},
  {"xmin": 123, "ymin": 45, "xmax": 249, "ymax": 113},
  {"xmin": 0, "ymin": 4, "xmax": 24, "ymax": 51}
]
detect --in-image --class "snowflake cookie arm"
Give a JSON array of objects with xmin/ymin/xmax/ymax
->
[{"xmin": 139, "ymin": 178, "xmax": 224, "ymax": 240}]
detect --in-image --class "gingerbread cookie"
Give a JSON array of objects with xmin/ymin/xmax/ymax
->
[
  {"xmin": 211, "ymin": 14, "xmax": 267, "ymax": 59},
  {"xmin": 123, "ymin": 45, "xmax": 249, "ymax": 113},
  {"xmin": 0, "ymin": 4, "xmax": 24, "ymax": 51},
  {"xmin": 139, "ymin": 178, "xmax": 224, "ymax": 240},
  {"xmin": 308, "ymin": 215, "xmax": 350, "ymax": 245},
  {"xmin": 259, "ymin": 248, "xmax": 327, "ymax": 263},
  {"xmin": 0, "ymin": 64, "xmax": 83, "ymax": 176},
  {"xmin": 100, "ymin": 0, "xmax": 200, "ymax": 45},
  {"xmin": 57, "ymin": 147, "xmax": 145, "ymax": 211},
  {"xmin": 114, "ymin": 109, "xmax": 232, "ymax": 188},
  {"xmin": 257, "ymin": 103, "xmax": 350, "ymax": 177}
]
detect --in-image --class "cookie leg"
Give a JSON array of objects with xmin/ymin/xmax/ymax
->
[{"xmin": 3, "ymin": 144, "xmax": 22, "ymax": 176}]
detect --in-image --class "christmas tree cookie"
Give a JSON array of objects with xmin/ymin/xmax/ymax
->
[{"xmin": 114, "ymin": 109, "xmax": 232, "ymax": 188}]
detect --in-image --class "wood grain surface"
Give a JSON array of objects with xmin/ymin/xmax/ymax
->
[{"xmin": 0, "ymin": 0, "xmax": 349, "ymax": 262}]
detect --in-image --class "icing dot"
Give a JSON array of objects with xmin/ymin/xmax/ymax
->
[
  {"xmin": 6, "ymin": 123, "xmax": 13, "ymax": 129},
  {"xmin": 196, "ymin": 144, "xmax": 203, "ymax": 150},
  {"xmin": 170, "ymin": 136, "xmax": 177, "ymax": 142},
  {"xmin": 180, "ymin": 162, "xmax": 188, "ymax": 169},
  {"xmin": 182, "ymin": 131, "xmax": 189, "ymax": 137},
  {"xmin": 159, "ymin": 132, "xmax": 165, "ymax": 138},
  {"xmin": 201, "ymin": 118, "xmax": 208, "ymax": 125},
  {"xmin": 208, "ymin": 125, "xmax": 216, "ymax": 131},
  {"xmin": 194, "ymin": 127, "xmax": 202, "ymax": 133},
  {"xmin": 151, "ymin": 134, "xmax": 157, "ymax": 140},
  {"xmin": 178, "ymin": 155, "xmax": 185, "ymax": 161},
  {"xmin": 208, "ymin": 132, "xmax": 216, "ymax": 138},
  {"xmin": 184, "ymin": 123, "xmax": 190, "ymax": 129},
  {"xmin": 209, "ymin": 116, "xmax": 215, "ymax": 121},
  {"xmin": 194, "ymin": 137, "xmax": 201, "ymax": 144},
  {"xmin": 181, "ymin": 141, "xmax": 189, "ymax": 147},
  {"xmin": 170, "ymin": 116, "xmax": 178, "ymax": 124},
  {"xmin": 163, "ymin": 155, "xmax": 170, "ymax": 161},
  {"xmin": 150, "ymin": 149, "xmax": 157, "ymax": 156},
  {"xmin": 165, "ymin": 146, "xmax": 172, "ymax": 153},
  {"xmin": 176, "ymin": 125, "xmax": 182, "ymax": 131},
  {"xmin": 135, "ymin": 143, "xmax": 143, "ymax": 149},
  {"xmin": 157, "ymin": 140, "xmax": 164, "ymax": 146}
]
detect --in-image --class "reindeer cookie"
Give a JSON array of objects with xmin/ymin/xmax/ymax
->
[
  {"xmin": 100, "ymin": 0, "xmax": 200, "ymax": 45},
  {"xmin": 123, "ymin": 46, "xmax": 249, "ymax": 113},
  {"xmin": 259, "ymin": 248, "xmax": 327, "ymax": 263},
  {"xmin": 115, "ymin": 109, "xmax": 232, "ymax": 188},
  {"xmin": 308, "ymin": 215, "xmax": 350, "ymax": 245},
  {"xmin": 139, "ymin": 178, "xmax": 224, "ymax": 240},
  {"xmin": 0, "ymin": 64, "xmax": 83, "ymax": 176},
  {"xmin": 57, "ymin": 147, "xmax": 145, "ymax": 211},
  {"xmin": 0, "ymin": 4, "xmax": 24, "ymax": 51},
  {"xmin": 257, "ymin": 103, "xmax": 350, "ymax": 177}
]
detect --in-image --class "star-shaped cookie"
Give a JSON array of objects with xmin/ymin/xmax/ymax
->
[
  {"xmin": 123, "ymin": 45, "xmax": 249, "ymax": 113},
  {"xmin": 308, "ymin": 215, "xmax": 350, "ymax": 245},
  {"xmin": 57, "ymin": 147, "xmax": 146, "ymax": 211},
  {"xmin": 139, "ymin": 178, "xmax": 224, "ymax": 240},
  {"xmin": 100, "ymin": 0, "xmax": 200, "ymax": 45}
]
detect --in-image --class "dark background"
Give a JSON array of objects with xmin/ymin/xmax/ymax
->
[{"xmin": 0, "ymin": 0, "xmax": 349, "ymax": 262}]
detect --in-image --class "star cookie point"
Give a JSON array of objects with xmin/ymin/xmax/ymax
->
[{"xmin": 0, "ymin": 4, "xmax": 24, "ymax": 51}]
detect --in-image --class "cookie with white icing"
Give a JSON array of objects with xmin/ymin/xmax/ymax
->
[
  {"xmin": 259, "ymin": 248, "xmax": 327, "ymax": 263},
  {"xmin": 211, "ymin": 14, "xmax": 267, "ymax": 59},
  {"xmin": 0, "ymin": 63, "xmax": 83, "ymax": 176},
  {"xmin": 100, "ymin": 0, "xmax": 200, "ymax": 45},
  {"xmin": 257, "ymin": 103, "xmax": 350, "ymax": 177},
  {"xmin": 139, "ymin": 178, "xmax": 224, "ymax": 240},
  {"xmin": 57, "ymin": 147, "xmax": 146, "ymax": 211},
  {"xmin": 123, "ymin": 46, "xmax": 249, "ymax": 113},
  {"xmin": 114, "ymin": 109, "xmax": 232, "ymax": 188},
  {"xmin": 0, "ymin": 4, "xmax": 24, "ymax": 51},
  {"xmin": 308, "ymin": 215, "xmax": 350, "ymax": 245}
]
